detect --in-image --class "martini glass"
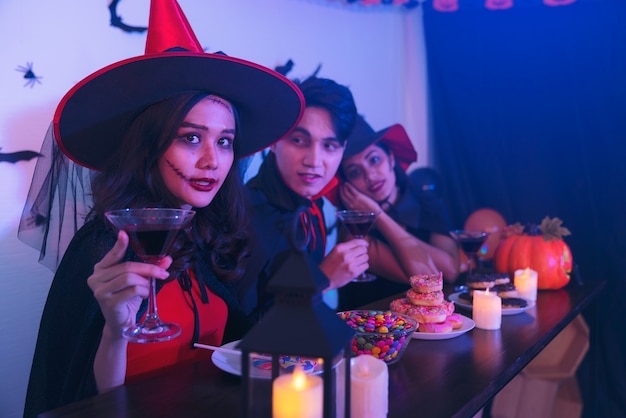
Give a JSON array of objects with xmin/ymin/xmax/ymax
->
[
  {"xmin": 336, "ymin": 210, "xmax": 378, "ymax": 282},
  {"xmin": 105, "ymin": 208, "xmax": 195, "ymax": 343},
  {"xmin": 450, "ymin": 230, "xmax": 490, "ymax": 280}
]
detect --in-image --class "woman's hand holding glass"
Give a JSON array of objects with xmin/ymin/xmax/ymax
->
[{"xmin": 87, "ymin": 230, "xmax": 171, "ymax": 339}]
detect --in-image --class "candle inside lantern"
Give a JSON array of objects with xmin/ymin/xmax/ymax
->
[
  {"xmin": 514, "ymin": 267, "xmax": 538, "ymax": 302},
  {"xmin": 272, "ymin": 365, "xmax": 323, "ymax": 418},
  {"xmin": 473, "ymin": 288, "xmax": 501, "ymax": 330},
  {"xmin": 350, "ymin": 355, "xmax": 388, "ymax": 418}
]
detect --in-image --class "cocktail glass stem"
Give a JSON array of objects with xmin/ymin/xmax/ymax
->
[
  {"xmin": 143, "ymin": 277, "xmax": 160, "ymax": 329},
  {"xmin": 351, "ymin": 233, "xmax": 374, "ymax": 282},
  {"xmin": 123, "ymin": 273, "xmax": 181, "ymax": 341},
  {"xmin": 467, "ymin": 252, "xmax": 476, "ymax": 278}
]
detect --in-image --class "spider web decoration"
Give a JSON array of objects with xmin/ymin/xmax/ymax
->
[
  {"xmin": 16, "ymin": 62, "xmax": 43, "ymax": 88},
  {"xmin": 108, "ymin": 0, "xmax": 147, "ymax": 33}
]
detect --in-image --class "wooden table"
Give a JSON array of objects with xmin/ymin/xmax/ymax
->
[{"xmin": 40, "ymin": 281, "xmax": 604, "ymax": 418}]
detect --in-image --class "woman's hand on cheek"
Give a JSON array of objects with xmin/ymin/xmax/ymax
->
[
  {"xmin": 340, "ymin": 183, "xmax": 380, "ymax": 213},
  {"xmin": 87, "ymin": 230, "xmax": 171, "ymax": 338}
]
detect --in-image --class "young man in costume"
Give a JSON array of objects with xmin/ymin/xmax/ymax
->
[{"xmin": 240, "ymin": 76, "xmax": 368, "ymax": 320}]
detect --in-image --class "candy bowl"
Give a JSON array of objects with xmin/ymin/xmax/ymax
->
[{"xmin": 337, "ymin": 310, "xmax": 417, "ymax": 365}]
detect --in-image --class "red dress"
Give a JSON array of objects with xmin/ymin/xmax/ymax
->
[{"xmin": 125, "ymin": 271, "xmax": 227, "ymax": 382}]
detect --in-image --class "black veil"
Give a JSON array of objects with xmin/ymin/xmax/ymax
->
[{"xmin": 18, "ymin": 124, "xmax": 95, "ymax": 271}]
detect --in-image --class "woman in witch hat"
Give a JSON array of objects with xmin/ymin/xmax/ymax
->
[
  {"xmin": 19, "ymin": 1, "xmax": 303, "ymax": 416},
  {"xmin": 333, "ymin": 114, "xmax": 459, "ymax": 310}
]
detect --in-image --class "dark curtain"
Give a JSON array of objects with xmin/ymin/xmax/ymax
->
[{"xmin": 423, "ymin": 1, "xmax": 626, "ymax": 416}]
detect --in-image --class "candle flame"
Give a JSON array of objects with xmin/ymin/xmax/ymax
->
[
  {"xmin": 292, "ymin": 365, "xmax": 306, "ymax": 390},
  {"xmin": 485, "ymin": 288, "xmax": 490, "ymax": 295}
]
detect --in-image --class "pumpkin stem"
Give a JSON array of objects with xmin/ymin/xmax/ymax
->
[
  {"xmin": 538, "ymin": 216, "xmax": 571, "ymax": 242},
  {"xmin": 502, "ymin": 222, "xmax": 525, "ymax": 238},
  {"xmin": 527, "ymin": 223, "xmax": 540, "ymax": 236}
]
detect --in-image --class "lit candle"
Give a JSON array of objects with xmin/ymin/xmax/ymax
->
[
  {"xmin": 473, "ymin": 288, "xmax": 502, "ymax": 330},
  {"xmin": 514, "ymin": 268, "xmax": 538, "ymax": 302},
  {"xmin": 350, "ymin": 355, "xmax": 388, "ymax": 418},
  {"xmin": 272, "ymin": 365, "xmax": 323, "ymax": 418}
]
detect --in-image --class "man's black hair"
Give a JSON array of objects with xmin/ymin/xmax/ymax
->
[{"xmin": 294, "ymin": 76, "xmax": 357, "ymax": 145}]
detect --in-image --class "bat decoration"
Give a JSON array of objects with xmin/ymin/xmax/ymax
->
[
  {"xmin": 108, "ymin": 0, "xmax": 147, "ymax": 34},
  {"xmin": 311, "ymin": 63, "xmax": 322, "ymax": 78},
  {"xmin": 275, "ymin": 59, "xmax": 294, "ymax": 76},
  {"xmin": 0, "ymin": 147, "xmax": 43, "ymax": 164},
  {"xmin": 16, "ymin": 62, "xmax": 43, "ymax": 88}
]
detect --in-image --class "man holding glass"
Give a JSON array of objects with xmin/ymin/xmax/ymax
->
[{"xmin": 240, "ymin": 76, "xmax": 369, "ymax": 321}]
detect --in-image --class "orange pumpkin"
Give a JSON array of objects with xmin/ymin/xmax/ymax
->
[
  {"xmin": 493, "ymin": 217, "xmax": 573, "ymax": 290},
  {"xmin": 464, "ymin": 208, "xmax": 507, "ymax": 261},
  {"xmin": 493, "ymin": 222, "xmax": 525, "ymax": 273}
]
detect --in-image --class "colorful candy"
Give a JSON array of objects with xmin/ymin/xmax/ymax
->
[{"xmin": 337, "ymin": 310, "xmax": 417, "ymax": 364}]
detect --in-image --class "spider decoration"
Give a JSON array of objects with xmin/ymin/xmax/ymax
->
[{"xmin": 16, "ymin": 62, "xmax": 43, "ymax": 88}]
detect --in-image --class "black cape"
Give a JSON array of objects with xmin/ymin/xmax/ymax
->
[{"xmin": 238, "ymin": 154, "xmax": 327, "ymax": 322}]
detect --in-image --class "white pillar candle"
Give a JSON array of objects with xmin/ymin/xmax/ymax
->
[
  {"xmin": 473, "ymin": 289, "xmax": 502, "ymax": 330},
  {"xmin": 350, "ymin": 355, "xmax": 388, "ymax": 418},
  {"xmin": 514, "ymin": 268, "xmax": 538, "ymax": 302},
  {"xmin": 273, "ymin": 366, "xmax": 323, "ymax": 418}
]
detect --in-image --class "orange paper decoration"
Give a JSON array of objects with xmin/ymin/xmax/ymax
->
[
  {"xmin": 433, "ymin": 0, "xmax": 459, "ymax": 12},
  {"xmin": 544, "ymin": 0, "xmax": 576, "ymax": 6},
  {"xmin": 485, "ymin": 0, "xmax": 513, "ymax": 10}
]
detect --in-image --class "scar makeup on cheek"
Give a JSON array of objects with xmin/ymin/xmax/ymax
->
[{"xmin": 166, "ymin": 159, "xmax": 190, "ymax": 181}]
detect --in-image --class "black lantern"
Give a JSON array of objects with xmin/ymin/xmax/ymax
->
[{"xmin": 238, "ymin": 214, "xmax": 354, "ymax": 418}]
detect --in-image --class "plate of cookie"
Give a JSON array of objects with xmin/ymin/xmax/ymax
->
[
  {"xmin": 411, "ymin": 314, "xmax": 475, "ymax": 340},
  {"xmin": 211, "ymin": 340, "xmax": 327, "ymax": 378},
  {"xmin": 448, "ymin": 291, "xmax": 535, "ymax": 315}
]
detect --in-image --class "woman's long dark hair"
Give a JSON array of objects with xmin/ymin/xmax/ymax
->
[{"xmin": 89, "ymin": 92, "xmax": 249, "ymax": 281}]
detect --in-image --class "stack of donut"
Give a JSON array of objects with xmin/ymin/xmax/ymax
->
[{"xmin": 389, "ymin": 272, "xmax": 463, "ymax": 333}]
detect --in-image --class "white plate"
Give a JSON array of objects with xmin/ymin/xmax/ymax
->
[
  {"xmin": 211, "ymin": 340, "xmax": 326, "ymax": 379},
  {"xmin": 448, "ymin": 292, "xmax": 536, "ymax": 315},
  {"xmin": 411, "ymin": 315, "xmax": 475, "ymax": 340}
]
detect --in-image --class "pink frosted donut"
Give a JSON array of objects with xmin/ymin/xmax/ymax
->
[
  {"xmin": 406, "ymin": 289, "xmax": 444, "ymax": 306},
  {"xmin": 446, "ymin": 313, "xmax": 464, "ymax": 329},
  {"xmin": 441, "ymin": 300, "xmax": 455, "ymax": 316},
  {"xmin": 409, "ymin": 272, "xmax": 443, "ymax": 293},
  {"xmin": 406, "ymin": 304, "xmax": 448, "ymax": 323},
  {"xmin": 389, "ymin": 297, "xmax": 412, "ymax": 314},
  {"xmin": 419, "ymin": 320, "xmax": 453, "ymax": 333}
]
